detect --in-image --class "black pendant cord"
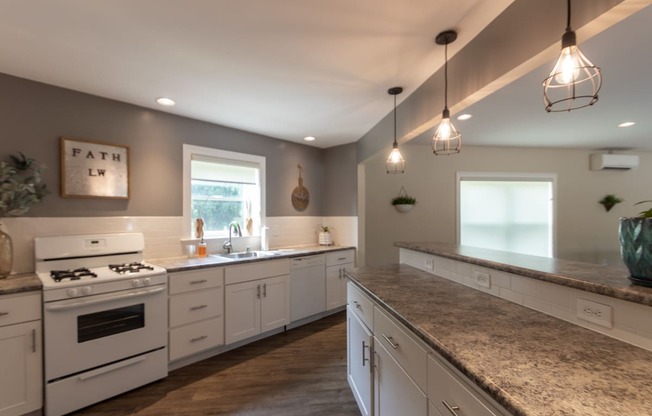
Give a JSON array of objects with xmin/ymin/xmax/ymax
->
[
  {"xmin": 393, "ymin": 93, "xmax": 398, "ymax": 146},
  {"xmin": 566, "ymin": 0, "xmax": 572, "ymax": 31},
  {"xmin": 444, "ymin": 42, "xmax": 449, "ymax": 110}
]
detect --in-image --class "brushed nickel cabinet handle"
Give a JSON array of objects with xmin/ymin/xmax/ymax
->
[
  {"xmin": 382, "ymin": 334, "xmax": 399, "ymax": 349},
  {"xmin": 257, "ymin": 284, "xmax": 261, "ymax": 299},
  {"xmin": 189, "ymin": 279, "xmax": 208, "ymax": 285},
  {"xmin": 337, "ymin": 257, "xmax": 346, "ymax": 261},
  {"xmin": 0, "ymin": 312, "xmax": 8, "ymax": 317},
  {"xmin": 190, "ymin": 335, "xmax": 208, "ymax": 343},
  {"xmin": 263, "ymin": 283, "xmax": 267, "ymax": 298},
  {"xmin": 362, "ymin": 340, "xmax": 370, "ymax": 367},
  {"xmin": 352, "ymin": 300, "xmax": 361, "ymax": 308},
  {"xmin": 190, "ymin": 304, "xmax": 208, "ymax": 311},
  {"xmin": 32, "ymin": 329, "xmax": 37, "ymax": 353},
  {"xmin": 442, "ymin": 400, "xmax": 460, "ymax": 415}
]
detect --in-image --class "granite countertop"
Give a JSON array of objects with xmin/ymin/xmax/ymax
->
[
  {"xmin": 395, "ymin": 242, "xmax": 652, "ymax": 306},
  {"xmin": 347, "ymin": 264, "xmax": 652, "ymax": 416},
  {"xmin": 0, "ymin": 273, "xmax": 42, "ymax": 295},
  {"xmin": 149, "ymin": 245, "xmax": 355, "ymax": 273}
]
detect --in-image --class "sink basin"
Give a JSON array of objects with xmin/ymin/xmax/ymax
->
[{"xmin": 215, "ymin": 251, "xmax": 278, "ymax": 260}]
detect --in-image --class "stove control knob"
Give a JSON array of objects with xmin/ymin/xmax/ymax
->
[
  {"xmin": 81, "ymin": 286, "xmax": 93, "ymax": 295},
  {"xmin": 67, "ymin": 288, "xmax": 79, "ymax": 297},
  {"xmin": 143, "ymin": 277, "xmax": 151, "ymax": 286},
  {"xmin": 132, "ymin": 279, "xmax": 141, "ymax": 288}
]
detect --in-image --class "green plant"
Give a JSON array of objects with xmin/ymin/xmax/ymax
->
[
  {"xmin": 391, "ymin": 195, "xmax": 416, "ymax": 205},
  {"xmin": 319, "ymin": 225, "xmax": 330, "ymax": 233},
  {"xmin": 635, "ymin": 200, "xmax": 652, "ymax": 218},
  {"xmin": 598, "ymin": 194, "xmax": 623, "ymax": 212},
  {"xmin": 0, "ymin": 153, "xmax": 48, "ymax": 217}
]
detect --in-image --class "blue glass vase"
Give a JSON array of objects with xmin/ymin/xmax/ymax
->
[{"xmin": 619, "ymin": 217, "xmax": 652, "ymax": 287}]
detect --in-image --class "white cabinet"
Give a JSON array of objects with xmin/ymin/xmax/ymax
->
[
  {"xmin": 326, "ymin": 250, "xmax": 354, "ymax": 310},
  {"xmin": 374, "ymin": 340, "xmax": 427, "ymax": 416},
  {"xmin": 0, "ymin": 292, "xmax": 42, "ymax": 416},
  {"xmin": 168, "ymin": 268, "xmax": 224, "ymax": 362},
  {"xmin": 225, "ymin": 259, "xmax": 290, "ymax": 345},
  {"xmin": 428, "ymin": 354, "xmax": 505, "ymax": 416},
  {"xmin": 347, "ymin": 308, "xmax": 373, "ymax": 416}
]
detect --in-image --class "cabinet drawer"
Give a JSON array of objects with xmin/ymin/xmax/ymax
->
[
  {"xmin": 169, "ymin": 287, "xmax": 223, "ymax": 328},
  {"xmin": 169, "ymin": 317, "xmax": 224, "ymax": 362},
  {"xmin": 290, "ymin": 254, "xmax": 325, "ymax": 268},
  {"xmin": 428, "ymin": 354, "xmax": 500, "ymax": 416},
  {"xmin": 374, "ymin": 306, "xmax": 427, "ymax": 391},
  {"xmin": 326, "ymin": 249, "xmax": 355, "ymax": 266},
  {"xmin": 0, "ymin": 292, "xmax": 41, "ymax": 327},
  {"xmin": 347, "ymin": 282, "xmax": 373, "ymax": 330},
  {"xmin": 225, "ymin": 259, "xmax": 290, "ymax": 285},
  {"xmin": 169, "ymin": 268, "xmax": 223, "ymax": 295}
]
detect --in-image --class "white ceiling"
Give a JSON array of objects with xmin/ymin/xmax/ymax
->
[
  {"xmin": 0, "ymin": 0, "xmax": 512, "ymax": 148},
  {"xmin": 411, "ymin": 3, "xmax": 652, "ymax": 151}
]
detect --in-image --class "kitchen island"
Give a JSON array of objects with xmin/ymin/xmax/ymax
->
[{"xmin": 345, "ymin": 247, "xmax": 652, "ymax": 415}]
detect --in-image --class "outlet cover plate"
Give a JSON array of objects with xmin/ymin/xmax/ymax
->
[
  {"xmin": 577, "ymin": 298, "xmax": 613, "ymax": 328},
  {"xmin": 472, "ymin": 270, "xmax": 491, "ymax": 288}
]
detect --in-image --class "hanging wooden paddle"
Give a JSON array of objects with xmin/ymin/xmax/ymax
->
[{"xmin": 291, "ymin": 164, "xmax": 310, "ymax": 211}]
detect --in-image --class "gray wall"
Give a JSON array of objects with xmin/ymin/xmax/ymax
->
[
  {"xmin": 0, "ymin": 73, "xmax": 334, "ymax": 217},
  {"xmin": 323, "ymin": 143, "xmax": 357, "ymax": 216}
]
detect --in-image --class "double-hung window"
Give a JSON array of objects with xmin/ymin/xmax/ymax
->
[
  {"xmin": 183, "ymin": 145, "xmax": 265, "ymax": 238},
  {"xmin": 457, "ymin": 172, "xmax": 556, "ymax": 258}
]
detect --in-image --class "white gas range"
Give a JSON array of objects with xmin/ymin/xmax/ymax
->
[{"xmin": 35, "ymin": 233, "xmax": 168, "ymax": 416}]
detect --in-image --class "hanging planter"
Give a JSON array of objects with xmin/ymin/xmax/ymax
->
[{"xmin": 391, "ymin": 186, "xmax": 416, "ymax": 213}]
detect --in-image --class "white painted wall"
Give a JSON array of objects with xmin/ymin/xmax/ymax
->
[{"xmin": 363, "ymin": 145, "xmax": 652, "ymax": 267}]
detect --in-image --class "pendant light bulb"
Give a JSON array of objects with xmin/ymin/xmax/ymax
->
[
  {"xmin": 432, "ymin": 30, "xmax": 461, "ymax": 155},
  {"xmin": 543, "ymin": 0, "xmax": 601, "ymax": 112},
  {"xmin": 386, "ymin": 87, "xmax": 405, "ymax": 174}
]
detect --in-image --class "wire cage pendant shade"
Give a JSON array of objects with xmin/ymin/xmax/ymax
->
[
  {"xmin": 432, "ymin": 30, "xmax": 461, "ymax": 155},
  {"xmin": 386, "ymin": 86, "xmax": 405, "ymax": 174},
  {"xmin": 543, "ymin": 0, "xmax": 601, "ymax": 112}
]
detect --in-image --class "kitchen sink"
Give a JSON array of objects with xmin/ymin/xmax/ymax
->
[{"xmin": 215, "ymin": 251, "xmax": 279, "ymax": 260}]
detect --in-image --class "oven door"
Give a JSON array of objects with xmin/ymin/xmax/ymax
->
[{"xmin": 43, "ymin": 284, "xmax": 167, "ymax": 381}]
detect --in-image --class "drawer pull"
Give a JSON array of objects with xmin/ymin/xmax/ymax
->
[
  {"xmin": 352, "ymin": 300, "xmax": 361, "ymax": 309},
  {"xmin": 337, "ymin": 257, "xmax": 347, "ymax": 261},
  {"xmin": 189, "ymin": 279, "xmax": 208, "ymax": 285},
  {"xmin": 442, "ymin": 400, "xmax": 460, "ymax": 415},
  {"xmin": 190, "ymin": 335, "xmax": 208, "ymax": 343},
  {"xmin": 382, "ymin": 334, "xmax": 399, "ymax": 349},
  {"xmin": 0, "ymin": 312, "xmax": 8, "ymax": 317},
  {"xmin": 190, "ymin": 304, "xmax": 208, "ymax": 311}
]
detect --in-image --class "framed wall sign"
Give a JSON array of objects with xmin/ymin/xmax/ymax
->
[{"xmin": 60, "ymin": 137, "xmax": 130, "ymax": 199}]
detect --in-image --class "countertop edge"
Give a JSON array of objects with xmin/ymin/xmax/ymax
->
[
  {"xmin": 395, "ymin": 242, "xmax": 652, "ymax": 307},
  {"xmin": 0, "ymin": 273, "xmax": 42, "ymax": 296}
]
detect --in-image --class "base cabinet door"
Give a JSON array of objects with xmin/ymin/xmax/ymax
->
[
  {"xmin": 347, "ymin": 308, "xmax": 373, "ymax": 416},
  {"xmin": 0, "ymin": 320, "xmax": 42, "ymax": 416},
  {"xmin": 374, "ymin": 339, "xmax": 427, "ymax": 416},
  {"xmin": 326, "ymin": 265, "xmax": 349, "ymax": 310},
  {"xmin": 260, "ymin": 275, "xmax": 290, "ymax": 333},
  {"xmin": 225, "ymin": 280, "xmax": 261, "ymax": 344}
]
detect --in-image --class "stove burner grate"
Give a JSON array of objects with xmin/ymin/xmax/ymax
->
[
  {"xmin": 50, "ymin": 268, "xmax": 98, "ymax": 282},
  {"xmin": 108, "ymin": 262, "xmax": 155, "ymax": 274}
]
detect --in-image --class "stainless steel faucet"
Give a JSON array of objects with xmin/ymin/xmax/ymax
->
[{"xmin": 222, "ymin": 221, "xmax": 242, "ymax": 253}]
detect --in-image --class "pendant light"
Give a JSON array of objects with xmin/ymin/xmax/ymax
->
[
  {"xmin": 543, "ymin": 0, "xmax": 601, "ymax": 112},
  {"xmin": 432, "ymin": 30, "xmax": 461, "ymax": 155},
  {"xmin": 386, "ymin": 86, "xmax": 405, "ymax": 174}
]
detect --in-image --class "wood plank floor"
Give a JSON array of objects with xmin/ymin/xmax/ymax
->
[{"xmin": 71, "ymin": 311, "xmax": 361, "ymax": 416}]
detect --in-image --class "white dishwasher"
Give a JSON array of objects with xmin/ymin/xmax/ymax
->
[{"xmin": 290, "ymin": 254, "xmax": 326, "ymax": 322}]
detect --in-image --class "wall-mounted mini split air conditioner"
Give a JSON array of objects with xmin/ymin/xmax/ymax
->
[{"xmin": 589, "ymin": 153, "xmax": 639, "ymax": 171}]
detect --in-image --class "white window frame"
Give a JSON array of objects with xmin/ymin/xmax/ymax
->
[
  {"xmin": 183, "ymin": 144, "xmax": 266, "ymax": 239},
  {"xmin": 456, "ymin": 172, "xmax": 557, "ymax": 257}
]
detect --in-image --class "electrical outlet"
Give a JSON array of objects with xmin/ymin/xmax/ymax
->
[
  {"xmin": 472, "ymin": 270, "xmax": 491, "ymax": 288},
  {"xmin": 424, "ymin": 258, "xmax": 434, "ymax": 270},
  {"xmin": 577, "ymin": 298, "xmax": 613, "ymax": 328}
]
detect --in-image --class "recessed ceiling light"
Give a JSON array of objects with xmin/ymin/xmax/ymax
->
[
  {"xmin": 618, "ymin": 121, "xmax": 635, "ymax": 128},
  {"xmin": 457, "ymin": 114, "xmax": 472, "ymax": 121},
  {"xmin": 303, "ymin": 136, "xmax": 316, "ymax": 142},
  {"xmin": 156, "ymin": 97, "xmax": 176, "ymax": 106}
]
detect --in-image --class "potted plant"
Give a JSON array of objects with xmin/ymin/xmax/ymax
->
[
  {"xmin": 599, "ymin": 194, "xmax": 623, "ymax": 212},
  {"xmin": 318, "ymin": 225, "xmax": 332, "ymax": 246},
  {"xmin": 619, "ymin": 200, "xmax": 652, "ymax": 287},
  {"xmin": 391, "ymin": 195, "xmax": 416, "ymax": 213},
  {"xmin": 0, "ymin": 153, "xmax": 48, "ymax": 277}
]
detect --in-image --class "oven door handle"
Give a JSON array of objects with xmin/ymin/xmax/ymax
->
[{"xmin": 45, "ymin": 286, "xmax": 166, "ymax": 311}]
